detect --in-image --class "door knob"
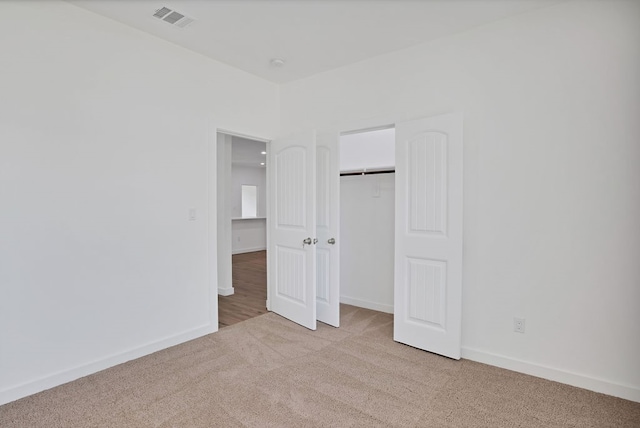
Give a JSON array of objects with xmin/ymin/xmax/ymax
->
[
  {"xmin": 313, "ymin": 238, "xmax": 318, "ymax": 244},
  {"xmin": 328, "ymin": 238, "xmax": 336, "ymax": 245},
  {"xmin": 303, "ymin": 237, "xmax": 312, "ymax": 247}
]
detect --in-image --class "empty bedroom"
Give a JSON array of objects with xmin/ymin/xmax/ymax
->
[{"xmin": 1, "ymin": 1, "xmax": 638, "ymax": 426}]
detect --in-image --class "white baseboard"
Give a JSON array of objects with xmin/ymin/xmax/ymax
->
[
  {"xmin": 218, "ymin": 286, "xmax": 234, "ymax": 296},
  {"xmin": 340, "ymin": 295, "xmax": 393, "ymax": 314},
  {"xmin": 232, "ymin": 246, "xmax": 266, "ymax": 255},
  {"xmin": 461, "ymin": 346, "xmax": 640, "ymax": 403},
  {"xmin": 0, "ymin": 323, "xmax": 216, "ymax": 406}
]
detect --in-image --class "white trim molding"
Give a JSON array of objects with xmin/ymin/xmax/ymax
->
[
  {"xmin": 218, "ymin": 286, "xmax": 235, "ymax": 296},
  {"xmin": 208, "ymin": 125, "xmax": 220, "ymax": 333},
  {"xmin": 461, "ymin": 347, "xmax": 640, "ymax": 403},
  {"xmin": 340, "ymin": 296, "xmax": 393, "ymax": 314},
  {"xmin": 232, "ymin": 246, "xmax": 267, "ymax": 255},
  {"xmin": 0, "ymin": 324, "xmax": 215, "ymax": 406}
]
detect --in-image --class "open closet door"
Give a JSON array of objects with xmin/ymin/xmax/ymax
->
[
  {"xmin": 394, "ymin": 112, "xmax": 463, "ymax": 359},
  {"xmin": 316, "ymin": 132, "xmax": 340, "ymax": 327},
  {"xmin": 268, "ymin": 130, "xmax": 317, "ymax": 330}
]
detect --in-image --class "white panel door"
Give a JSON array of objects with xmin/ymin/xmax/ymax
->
[
  {"xmin": 316, "ymin": 132, "xmax": 340, "ymax": 327},
  {"xmin": 394, "ymin": 112, "xmax": 463, "ymax": 359},
  {"xmin": 268, "ymin": 131, "xmax": 317, "ymax": 330}
]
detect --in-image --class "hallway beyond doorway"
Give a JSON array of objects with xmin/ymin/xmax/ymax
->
[{"xmin": 218, "ymin": 250, "xmax": 267, "ymax": 328}]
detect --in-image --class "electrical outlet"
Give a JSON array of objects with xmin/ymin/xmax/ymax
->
[{"xmin": 514, "ymin": 317, "xmax": 526, "ymax": 333}]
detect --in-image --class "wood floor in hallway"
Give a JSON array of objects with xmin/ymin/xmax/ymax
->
[{"xmin": 218, "ymin": 250, "xmax": 267, "ymax": 328}]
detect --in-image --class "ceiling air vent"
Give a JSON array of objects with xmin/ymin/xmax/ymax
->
[{"xmin": 152, "ymin": 7, "xmax": 194, "ymax": 29}]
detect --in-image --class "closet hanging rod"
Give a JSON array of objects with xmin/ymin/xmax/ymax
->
[{"xmin": 340, "ymin": 169, "xmax": 395, "ymax": 177}]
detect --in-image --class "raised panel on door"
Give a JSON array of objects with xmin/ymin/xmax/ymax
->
[
  {"xmin": 406, "ymin": 258, "xmax": 446, "ymax": 329},
  {"xmin": 408, "ymin": 132, "xmax": 447, "ymax": 236},
  {"xmin": 394, "ymin": 112, "xmax": 463, "ymax": 359},
  {"xmin": 268, "ymin": 131, "xmax": 317, "ymax": 330},
  {"xmin": 316, "ymin": 133, "xmax": 340, "ymax": 327}
]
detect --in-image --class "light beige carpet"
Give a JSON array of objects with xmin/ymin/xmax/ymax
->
[{"xmin": 1, "ymin": 305, "xmax": 639, "ymax": 427}]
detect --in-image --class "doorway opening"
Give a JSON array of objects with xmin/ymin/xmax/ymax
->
[
  {"xmin": 217, "ymin": 133, "xmax": 269, "ymax": 328},
  {"xmin": 219, "ymin": 250, "xmax": 267, "ymax": 328},
  {"xmin": 338, "ymin": 126, "xmax": 396, "ymax": 314}
]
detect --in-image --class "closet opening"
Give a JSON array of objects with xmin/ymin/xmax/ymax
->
[
  {"xmin": 339, "ymin": 126, "xmax": 395, "ymax": 314},
  {"xmin": 217, "ymin": 133, "xmax": 269, "ymax": 328}
]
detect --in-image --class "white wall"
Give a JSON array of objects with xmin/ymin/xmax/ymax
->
[
  {"xmin": 231, "ymin": 165, "xmax": 267, "ymax": 254},
  {"xmin": 340, "ymin": 174, "xmax": 395, "ymax": 313},
  {"xmin": 340, "ymin": 128, "xmax": 395, "ymax": 172},
  {"xmin": 231, "ymin": 219, "xmax": 267, "ymax": 255},
  {"xmin": 280, "ymin": 1, "xmax": 640, "ymax": 401},
  {"xmin": 0, "ymin": 1, "xmax": 277, "ymax": 405}
]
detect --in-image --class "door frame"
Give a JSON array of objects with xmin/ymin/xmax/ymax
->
[{"xmin": 212, "ymin": 128, "xmax": 272, "ymax": 326}]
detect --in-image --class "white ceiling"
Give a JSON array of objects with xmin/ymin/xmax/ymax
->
[{"xmin": 68, "ymin": 0, "xmax": 562, "ymax": 84}]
